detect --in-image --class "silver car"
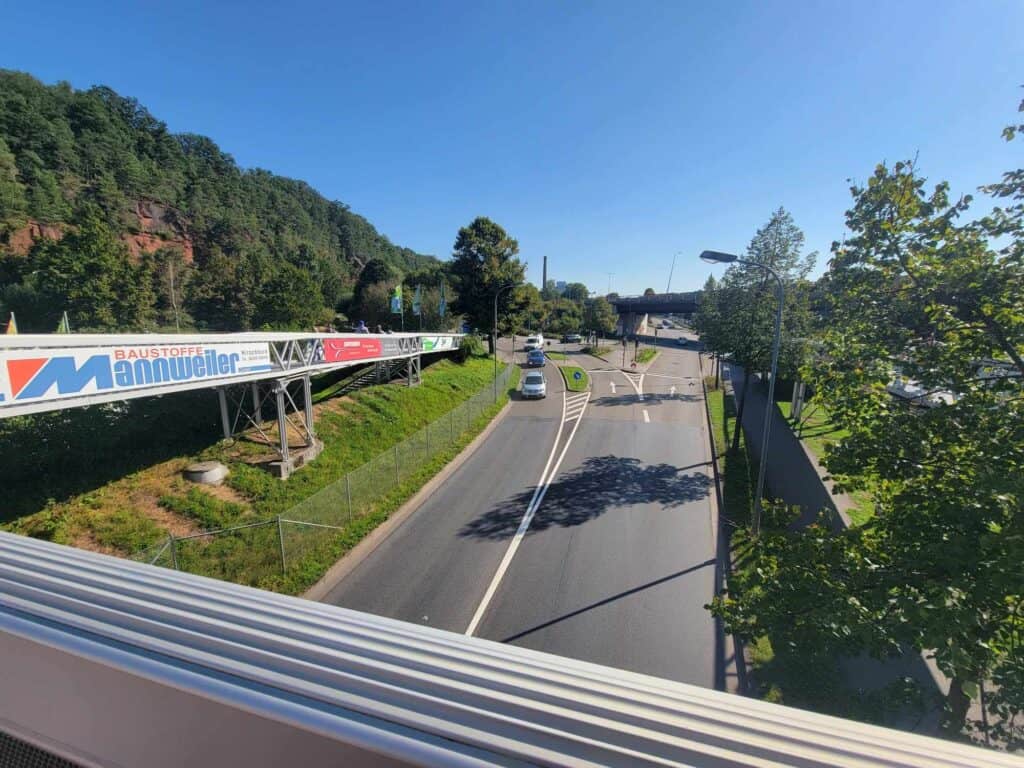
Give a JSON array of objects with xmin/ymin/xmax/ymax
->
[{"xmin": 521, "ymin": 371, "xmax": 547, "ymax": 399}]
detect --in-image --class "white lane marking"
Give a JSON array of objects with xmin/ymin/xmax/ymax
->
[
  {"xmin": 609, "ymin": 381, "xmax": 617, "ymax": 394},
  {"xmin": 643, "ymin": 409, "xmax": 650, "ymax": 423},
  {"xmin": 465, "ymin": 391, "xmax": 590, "ymax": 636},
  {"xmin": 639, "ymin": 374, "xmax": 646, "ymax": 401},
  {"xmin": 670, "ymin": 385, "xmax": 677, "ymax": 398}
]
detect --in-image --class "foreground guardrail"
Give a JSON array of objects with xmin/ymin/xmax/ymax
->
[{"xmin": 0, "ymin": 531, "xmax": 1016, "ymax": 767}]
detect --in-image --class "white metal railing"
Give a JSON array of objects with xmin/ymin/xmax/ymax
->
[
  {"xmin": 0, "ymin": 331, "xmax": 461, "ymax": 418},
  {"xmin": 0, "ymin": 531, "xmax": 1016, "ymax": 767}
]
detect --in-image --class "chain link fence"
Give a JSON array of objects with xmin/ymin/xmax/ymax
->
[{"xmin": 132, "ymin": 364, "xmax": 514, "ymax": 587}]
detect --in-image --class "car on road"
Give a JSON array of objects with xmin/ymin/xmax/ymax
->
[
  {"xmin": 521, "ymin": 371, "xmax": 547, "ymax": 399},
  {"xmin": 676, "ymin": 337, "xmax": 688, "ymax": 347},
  {"xmin": 526, "ymin": 349, "xmax": 546, "ymax": 367},
  {"xmin": 524, "ymin": 334, "xmax": 544, "ymax": 351},
  {"xmin": 561, "ymin": 333, "xmax": 582, "ymax": 343}
]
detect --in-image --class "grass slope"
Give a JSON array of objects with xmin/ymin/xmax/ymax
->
[
  {"xmin": 5, "ymin": 356, "xmax": 508, "ymax": 560},
  {"xmin": 777, "ymin": 400, "xmax": 874, "ymax": 526}
]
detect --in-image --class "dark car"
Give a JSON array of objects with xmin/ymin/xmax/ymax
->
[
  {"xmin": 676, "ymin": 337, "xmax": 688, "ymax": 347},
  {"xmin": 526, "ymin": 349, "xmax": 546, "ymax": 367},
  {"xmin": 561, "ymin": 333, "xmax": 582, "ymax": 344}
]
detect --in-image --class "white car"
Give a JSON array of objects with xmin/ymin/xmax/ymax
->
[
  {"xmin": 524, "ymin": 334, "xmax": 544, "ymax": 351},
  {"xmin": 521, "ymin": 371, "xmax": 547, "ymax": 399}
]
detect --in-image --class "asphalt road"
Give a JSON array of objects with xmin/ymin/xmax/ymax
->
[{"xmin": 323, "ymin": 328, "xmax": 730, "ymax": 689}]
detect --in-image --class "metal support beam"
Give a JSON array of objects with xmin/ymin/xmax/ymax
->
[
  {"xmin": 406, "ymin": 354, "xmax": 421, "ymax": 387},
  {"xmin": 275, "ymin": 382, "xmax": 290, "ymax": 467},
  {"xmin": 302, "ymin": 374, "xmax": 315, "ymax": 442},
  {"xmin": 251, "ymin": 382, "xmax": 262, "ymax": 423},
  {"xmin": 217, "ymin": 388, "xmax": 231, "ymax": 440}
]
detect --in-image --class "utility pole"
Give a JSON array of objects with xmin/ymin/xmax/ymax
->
[{"xmin": 607, "ymin": 272, "xmax": 615, "ymax": 295}]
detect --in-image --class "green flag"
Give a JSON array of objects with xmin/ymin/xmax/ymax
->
[
  {"xmin": 56, "ymin": 311, "xmax": 71, "ymax": 334},
  {"xmin": 390, "ymin": 284, "xmax": 403, "ymax": 314},
  {"xmin": 412, "ymin": 285, "xmax": 422, "ymax": 316}
]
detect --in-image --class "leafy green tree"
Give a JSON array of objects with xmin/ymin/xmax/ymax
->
[
  {"xmin": 29, "ymin": 210, "xmax": 152, "ymax": 330},
  {"xmin": 643, "ymin": 287, "xmax": 656, "ymax": 296},
  {"xmin": 716, "ymin": 146, "xmax": 1024, "ymax": 739},
  {"xmin": 253, "ymin": 262, "xmax": 325, "ymax": 329},
  {"xmin": 583, "ymin": 296, "xmax": 616, "ymax": 337},
  {"xmin": 186, "ymin": 248, "xmax": 257, "ymax": 330},
  {"xmin": 695, "ymin": 207, "xmax": 816, "ymax": 450},
  {"xmin": 450, "ymin": 217, "xmax": 526, "ymax": 351},
  {"xmin": 563, "ymin": 282, "xmax": 589, "ymax": 302},
  {"xmin": 546, "ymin": 298, "xmax": 584, "ymax": 335},
  {"xmin": 0, "ymin": 137, "xmax": 27, "ymax": 232}
]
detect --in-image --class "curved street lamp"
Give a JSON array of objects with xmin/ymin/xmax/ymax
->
[
  {"xmin": 699, "ymin": 250, "xmax": 784, "ymax": 535},
  {"xmin": 493, "ymin": 283, "xmax": 517, "ymax": 402}
]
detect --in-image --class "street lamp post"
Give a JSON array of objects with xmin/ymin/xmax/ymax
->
[
  {"xmin": 699, "ymin": 250, "xmax": 784, "ymax": 535},
  {"xmin": 493, "ymin": 283, "xmax": 516, "ymax": 402}
]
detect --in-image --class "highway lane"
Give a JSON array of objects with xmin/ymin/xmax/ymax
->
[
  {"xmin": 469, "ymin": 340, "xmax": 726, "ymax": 687},
  {"xmin": 321, "ymin": 354, "xmax": 567, "ymax": 632}
]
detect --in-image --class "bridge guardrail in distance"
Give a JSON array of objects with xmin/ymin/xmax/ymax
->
[{"xmin": 0, "ymin": 531, "xmax": 1015, "ymax": 768}]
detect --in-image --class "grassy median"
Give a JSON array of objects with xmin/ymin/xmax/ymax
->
[{"xmin": 560, "ymin": 365, "xmax": 589, "ymax": 392}]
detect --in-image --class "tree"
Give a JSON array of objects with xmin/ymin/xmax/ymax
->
[
  {"xmin": 450, "ymin": 217, "xmax": 526, "ymax": 352},
  {"xmin": 694, "ymin": 207, "xmax": 816, "ymax": 451},
  {"xmin": 0, "ymin": 137, "xmax": 27, "ymax": 233},
  {"xmin": 253, "ymin": 262, "xmax": 326, "ymax": 330},
  {"xmin": 643, "ymin": 287, "xmax": 656, "ymax": 296},
  {"xmin": 714, "ymin": 149, "xmax": 1024, "ymax": 740},
  {"xmin": 583, "ymin": 296, "xmax": 616, "ymax": 337},
  {"xmin": 563, "ymin": 282, "xmax": 589, "ymax": 302},
  {"xmin": 546, "ymin": 298, "xmax": 584, "ymax": 335},
  {"xmin": 29, "ymin": 209, "xmax": 153, "ymax": 330}
]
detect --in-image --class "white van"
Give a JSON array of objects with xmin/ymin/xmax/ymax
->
[{"xmin": 524, "ymin": 334, "xmax": 544, "ymax": 351}]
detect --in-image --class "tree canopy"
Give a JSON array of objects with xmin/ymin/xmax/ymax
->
[{"xmin": 0, "ymin": 70, "xmax": 437, "ymax": 331}]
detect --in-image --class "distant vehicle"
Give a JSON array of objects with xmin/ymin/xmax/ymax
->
[
  {"xmin": 661, "ymin": 321, "xmax": 672, "ymax": 329},
  {"xmin": 524, "ymin": 334, "xmax": 544, "ymax": 351},
  {"xmin": 526, "ymin": 349, "xmax": 546, "ymax": 367},
  {"xmin": 676, "ymin": 337, "xmax": 688, "ymax": 347},
  {"xmin": 561, "ymin": 333, "xmax": 582, "ymax": 343},
  {"xmin": 521, "ymin": 371, "xmax": 547, "ymax": 399}
]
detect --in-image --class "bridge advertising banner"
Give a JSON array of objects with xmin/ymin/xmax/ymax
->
[
  {"xmin": 321, "ymin": 337, "xmax": 384, "ymax": 363},
  {"xmin": 420, "ymin": 336, "xmax": 458, "ymax": 352},
  {"xmin": 0, "ymin": 342, "xmax": 273, "ymax": 409}
]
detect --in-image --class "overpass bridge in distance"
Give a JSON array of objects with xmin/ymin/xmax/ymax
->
[
  {"xmin": 0, "ymin": 331, "xmax": 462, "ymax": 477},
  {"xmin": 608, "ymin": 291, "xmax": 700, "ymax": 335}
]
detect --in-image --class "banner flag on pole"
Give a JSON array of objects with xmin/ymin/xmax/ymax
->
[
  {"xmin": 412, "ymin": 285, "xmax": 422, "ymax": 317},
  {"xmin": 56, "ymin": 311, "xmax": 71, "ymax": 334},
  {"xmin": 390, "ymin": 284, "xmax": 403, "ymax": 314},
  {"xmin": 439, "ymin": 282, "xmax": 447, "ymax": 318},
  {"xmin": 5, "ymin": 312, "xmax": 16, "ymax": 335}
]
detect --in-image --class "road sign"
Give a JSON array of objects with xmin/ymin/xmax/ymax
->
[{"xmin": 573, "ymin": 371, "xmax": 582, "ymax": 381}]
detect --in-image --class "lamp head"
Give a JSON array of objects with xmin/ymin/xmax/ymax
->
[{"xmin": 699, "ymin": 250, "xmax": 738, "ymax": 265}]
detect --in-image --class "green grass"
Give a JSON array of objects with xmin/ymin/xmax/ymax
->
[
  {"xmin": 636, "ymin": 348, "xmax": 658, "ymax": 364},
  {"xmin": 545, "ymin": 350, "xmax": 568, "ymax": 360},
  {"xmin": 582, "ymin": 345, "xmax": 612, "ymax": 359},
  {"xmin": 560, "ymin": 366, "xmax": 589, "ymax": 392},
  {"xmin": 777, "ymin": 400, "xmax": 875, "ymax": 525},
  {"xmin": 5, "ymin": 355, "xmax": 514, "ymax": 567}
]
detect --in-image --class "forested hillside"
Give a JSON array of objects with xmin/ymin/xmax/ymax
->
[{"xmin": 0, "ymin": 70, "xmax": 436, "ymax": 331}]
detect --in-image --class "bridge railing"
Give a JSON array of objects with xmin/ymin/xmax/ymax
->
[{"xmin": 1, "ymin": 526, "xmax": 1015, "ymax": 767}]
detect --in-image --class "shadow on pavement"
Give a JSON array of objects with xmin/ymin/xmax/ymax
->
[
  {"xmin": 501, "ymin": 558, "xmax": 715, "ymax": 643},
  {"xmin": 459, "ymin": 455, "xmax": 712, "ymax": 540}
]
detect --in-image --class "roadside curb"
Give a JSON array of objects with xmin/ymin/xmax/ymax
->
[{"xmin": 303, "ymin": 396, "xmax": 516, "ymax": 602}]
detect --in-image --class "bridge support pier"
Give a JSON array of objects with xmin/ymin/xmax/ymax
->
[
  {"xmin": 214, "ymin": 375, "xmax": 322, "ymax": 480},
  {"xmin": 406, "ymin": 354, "xmax": 421, "ymax": 387}
]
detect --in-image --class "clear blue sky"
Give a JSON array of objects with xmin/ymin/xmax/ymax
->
[{"xmin": 4, "ymin": 1, "xmax": 1022, "ymax": 294}]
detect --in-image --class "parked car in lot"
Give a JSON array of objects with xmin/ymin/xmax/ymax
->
[
  {"xmin": 521, "ymin": 371, "xmax": 547, "ymax": 399},
  {"xmin": 561, "ymin": 333, "xmax": 582, "ymax": 343},
  {"xmin": 524, "ymin": 334, "xmax": 544, "ymax": 351},
  {"xmin": 526, "ymin": 349, "xmax": 546, "ymax": 367}
]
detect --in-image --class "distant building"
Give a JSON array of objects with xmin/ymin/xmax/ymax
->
[{"xmin": 555, "ymin": 281, "xmax": 567, "ymax": 295}]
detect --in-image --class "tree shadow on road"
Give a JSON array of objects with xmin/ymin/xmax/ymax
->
[{"xmin": 459, "ymin": 455, "xmax": 712, "ymax": 540}]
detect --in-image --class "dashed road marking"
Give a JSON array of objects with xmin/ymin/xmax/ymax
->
[{"xmin": 643, "ymin": 409, "xmax": 650, "ymax": 423}]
